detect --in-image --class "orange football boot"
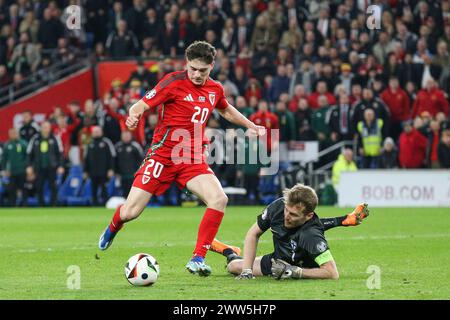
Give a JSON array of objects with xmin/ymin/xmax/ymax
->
[{"xmin": 210, "ymin": 238, "xmax": 241, "ymax": 256}]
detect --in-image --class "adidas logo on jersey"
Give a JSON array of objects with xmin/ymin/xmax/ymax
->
[{"xmin": 183, "ymin": 94, "xmax": 194, "ymax": 102}]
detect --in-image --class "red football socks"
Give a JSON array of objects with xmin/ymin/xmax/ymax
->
[
  {"xmin": 109, "ymin": 205, "xmax": 124, "ymax": 233},
  {"xmin": 193, "ymin": 208, "xmax": 224, "ymax": 258}
]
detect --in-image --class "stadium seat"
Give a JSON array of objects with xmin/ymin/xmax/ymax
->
[
  {"xmin": 107, "ymin": 176, "xmax": 116, "ymax": 198},
  {"xmin": 58, "ymin": 169, "xmax": 84, "ymax": 205},
  {"xmin": 67, "ymin": 178, "xmax": 91, "ymax": 206}
]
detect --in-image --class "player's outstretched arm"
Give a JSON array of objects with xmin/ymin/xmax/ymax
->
[
  {"xmin": 217, "ymin": 103, "xmax": 265, "ymax": 136},
  {"xmin": 126, "ymin": 100, "xmax": 150, "ymax": 130},
  {"xmin": 236, "ymin": 223, "xmax": 264, "ymax": 280},
  {"xmin": 321, "ymin": 203, "xmax": 370, "ymax": 231}
]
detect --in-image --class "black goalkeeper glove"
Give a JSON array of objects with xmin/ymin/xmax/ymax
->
[
  {"xmin": 271, "ymin": 259, "xmax": 303, "ymax": 280},
  {"xmin": 235, "ymin": 268, "xmax": 255, "ymax": 280}
]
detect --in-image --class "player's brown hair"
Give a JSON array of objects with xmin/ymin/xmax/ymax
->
[
  {"xmin": 283, "ymin": 184, "xmax": 318, "ymax": 214},
  {"xmin": 185, "ymin": 41, "xmax": 217, "ymax": 64}
]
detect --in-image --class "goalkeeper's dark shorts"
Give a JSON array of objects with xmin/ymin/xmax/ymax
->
[{"xmin": 260, "ymin": 253, "xmax": 275, "ymax": 276}]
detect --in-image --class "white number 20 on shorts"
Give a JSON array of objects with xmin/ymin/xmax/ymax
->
[{"xmin": 142, "ymin": 159, "xmax": 164, "ymax": 184}]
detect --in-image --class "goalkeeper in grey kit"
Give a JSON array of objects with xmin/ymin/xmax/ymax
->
[{"xmin": 210, "ymin": 184, "xmax": 369, "ymax": 280}]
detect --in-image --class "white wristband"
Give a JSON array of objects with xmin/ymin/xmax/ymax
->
[{"xmin": 292, "ymin": 267, "xmax": 303, "ymax": 279}]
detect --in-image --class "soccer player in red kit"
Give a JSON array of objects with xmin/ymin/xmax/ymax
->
[{"xmin": 99, "ymin": 41, "xmax": 265, "ymax": 276}]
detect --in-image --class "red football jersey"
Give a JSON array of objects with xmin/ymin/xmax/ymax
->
[{"xmin": 141, "ymin": 70, "xmax": 228, "ymax": 163}]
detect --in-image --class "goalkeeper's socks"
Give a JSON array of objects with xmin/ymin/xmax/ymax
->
[
  {"xmin": 109, "ymin": 204, "xmax": 124, "ymax": 233},
  {"xmin": 223, "ymin": 248, "xmax": 235, "ymax": 256},
  {"xmin": 223, "ymin": 249, "xmax": 242, "ymax": 264},
  {"xmin": 193, "ymin": 208, "xmax": 224, "ymax": 258}
]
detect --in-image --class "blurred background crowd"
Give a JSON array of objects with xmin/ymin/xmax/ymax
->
[{"xmin": 0, "ymin": 0, "xmax": 449, "ymax": 207}]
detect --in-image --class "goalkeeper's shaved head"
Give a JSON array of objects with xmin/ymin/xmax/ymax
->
[{"xmin": 283, "ymin": 184, "xmax": 318, "ymax": 214}]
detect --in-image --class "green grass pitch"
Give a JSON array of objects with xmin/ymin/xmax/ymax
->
[{"xmin": 0, "ymin": 206, "xmax": 449, "ymax": 300}]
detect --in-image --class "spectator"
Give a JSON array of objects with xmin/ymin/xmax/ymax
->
[
  {"xmin": 124, "ymin": 61, "xmax": 157, "ymax": 90},
  {"xmin": 8, "ymin": 31, "xmax": 41, "ymax": 75},
  {"xmin": 274, "ymin": 100, "xmax": 296, "ymax": 162},
  {"xmin": 307, "ymin": 81, "xmax": 336, "ymax": 110},
  {"xmin": 250, "ymin": 40, "xmax": 275, "ymax": 83},
  {"xmin": 84, "ymin": 126, "xmax": 115, "ymax": 206},
  {"xmin": 280, "ymin": 19, "xmax": 303, "ymax": 52},
  {"xmin": 425, "ymin": 119, "xmax": 442, "ymax": 169},
  {"xmin": 315, "ymin": 7, "xmax": 330, "ymax": 39},
  {"xmin": 395, "ymin": 22, "xmax": 418, "ymax": 54},
  {"xmin": 52, "ymin": 37, "xmax": 79, "ymax": 69},
  {"xmin": 250, "ymin": 15, "xmax": 274, "ymax": 52},
  {"xmin": 10, "ymin": 72, "xmax": 30, "ymax": 100},
  {"xmin": 144, "ymin": 113, "xmax": 158, "ymax": 147},
  {"xmin": 236, "ymin": 135, "xmax": 265, "ymax": 204},
  {"xmin": 357, "ymin": 108, "xmax": 384, "ymax": 169},
  {"xmin": 115, "ymin": 130, "xmax": 143, "ymax": 197},
  {"xmin": 327, "ymin": 93, "xmax": 353, "ymax": 142},
  {"xmin": 92, "ymin": 41, "xmax": 107, "ymax": 62},
  {"xmin": 338, "ymin": 63, "xmax": 354, "ymax": 95},
  {"xmin": 19, "ymin": 10, "xmax": 39, "ymax": 43},
  {"xmin": 372, "ymin": 31, "xmax": 396, "ymax": 66},
  {"xmin": 433, "ymin": 41, "xmax": 450, "ymax": 70},
  {"xmin": 413, "ymin": 38, "xmax": 432, "ymax": 64},
  {"xmin": 268, "ymin": 65, "xmax": 290, "ymax": 103},
  {"xmin": 379, "ymin": 137, "xmax": 399, "ymax": 169},
  {"xmin": 105, "ymin": 19, "xmax": 139, "ymax": 58},
  {"xmin": 124, "ymin": 0, "xmax": 146, "ymax": 37},
  {"xmin": 230, "ymin": 65, "xmax": 248, "ymax": 96},
  {"xmin": 141, "ymin": 8, "xmax": 159, "ymax": 42},
  {"xmin": 244, "ymin": 77, "xmax": 262, "ymax": 102},
  {"xmin": 102, "ymin": 97, "xmax": 125, "ymax": 144},
  {"xmin": 311, "ymin": 95, "xmax": 331, "ymax": 143},
  {"xmin": 27, "ymin": 121, "xmax": 64, "ymax": 206},
  {"xmin": 295, "ymin": 98, "xmax": 315, "ymax": 141},
  {"xmin": 188, "ymin": 8, "xmax": 206, "ymax": 47},
  {"xmin": 412, "ymin": 78, "xmax": 449, "ymax": 118},
  {"xmin": 288, "ymin": 84, "xmax": 307, "ymax": 112},
  {"xmin": 380, "ymin": 77, "xmax": 411, "ymax": 140},
  {"xmin": 234, "ymin": 96, "xmax": 253, "ymax": 121},
  {"xmin": 350, "ymin": 83, "xmax": 363, "ymax": 105},
  {"xmin": 249, "ymin": 100, "xmax": 279, "ymax": 153},
  {"xmin": 204, "ymin": 29, "xmax": 224, "ymax": 54},
  {"xmin": 217, "ymin": 72, "xmax": 239, "ymax": 98},
  {"xmin": 351, "ymin": 88, "xmax": 390, "ymax": 138},
  {"xmin": 398, "ymin": 120, "xmax": 428, "ymax": 168},
  {"xmin": 52, "ymin": 113, "xmax": 80, "ymax": 164},
  {"xmin": 6, "ymin": 4, "xmax": 21, "ymax": 35},
  {"xmin": 0, "ymin": 64, "xmax": 12, "ymax": 87},
  {"xmin": 231, "ymin": 15, "xmax": 251, "ymax": 54},
  {"xmin": 290, "ymin": 60, "xmax": 316, "ymax": 95},
  {"xmin": 382, "ymin": 52, "xmax": 407, "ymax": 87},
  {"xmin": 438, "ymin": 126, "xmax": 450, "ymax": 168},
  {"xmin": 37, "ymin": 7, "xmax": 64, "ymax": 49},
  {"xmin": 331, "ymin": 148, "xmax": 357, "ymax": 189},
  {"xmin": 1, "ymin": 128, "xmax": 28, "ymax": 206},
  {"xmin": 19, "ymin": 110, "xmax": 40, "ymax": 142},
  {"xmin": 140, "ymin": 37, "xmax": 161, "ymax": 59},
  {"xmin": 221, "ymin": 18, "xmax": 235, "ymax": 53},
  {"xmin": 320, "ymin": 63, "xmax": 339, "ymax": 93}
]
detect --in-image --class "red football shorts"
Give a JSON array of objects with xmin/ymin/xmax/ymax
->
[{"xmin": 132, "ymin": 153, "xmax": 214, "ymax": 196}]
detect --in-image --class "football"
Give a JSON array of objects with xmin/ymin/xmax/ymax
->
[{"xmin": 125, "ymin": 253, "xmax": 160, "ymax": 286}]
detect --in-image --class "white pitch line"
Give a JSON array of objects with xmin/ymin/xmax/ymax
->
[{"xmin": 3, "ymin": 233, "xmax": 450, "ymax": 253}]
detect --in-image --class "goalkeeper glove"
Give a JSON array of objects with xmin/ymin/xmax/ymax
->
[
  {"xmin": 271, "ymin": 259, "xmax": 303, "ymax": 280},
  {"xmin": 235, "ymin": 268, "xmax": 255, "ymax": 280}
]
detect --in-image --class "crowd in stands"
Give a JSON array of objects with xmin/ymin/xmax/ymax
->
[{"xmin": 1, "ymin": 0, "xmax": 450, "ymax": 206}]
